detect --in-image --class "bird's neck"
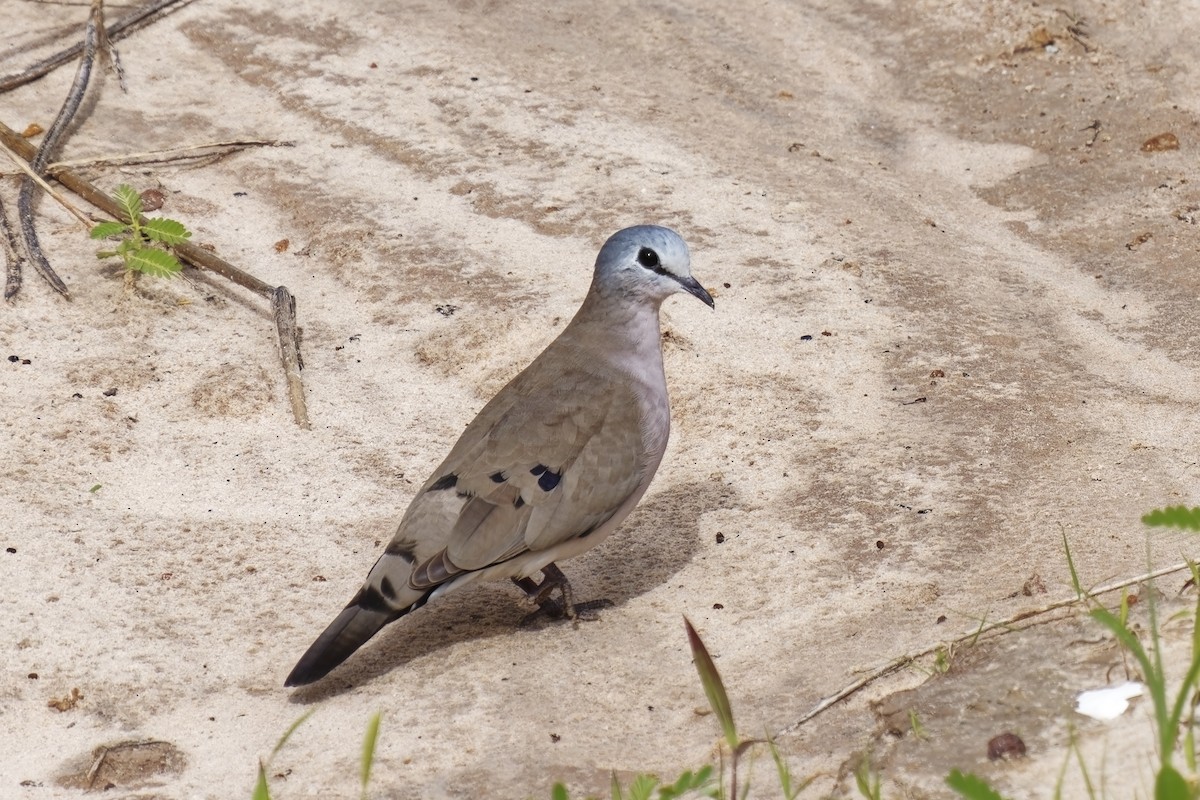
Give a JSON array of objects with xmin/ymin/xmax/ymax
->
[{"xmin": 560, "ymin": 290, "xmax": 666, "ymax": 386}]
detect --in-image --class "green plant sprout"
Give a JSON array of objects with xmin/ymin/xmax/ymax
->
[
  {"xmin": 253, "ymin": 709, "xmax": 315, "ymax": 800},
  {"xmin": 948, "ymin": 511, "xmax": 1200, "ymax": 800},
  {"xmin": 252, "ymin": 711, "xmax": 382, "ymax": 800},
  {"xmin": 90, "ymin": 184, "xmax": 191, "ymax": 279}
]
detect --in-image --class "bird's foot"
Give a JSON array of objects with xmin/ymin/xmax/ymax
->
[{"xmin": 512, "ymin": 563, "xmax": 612, "ymax": 626}]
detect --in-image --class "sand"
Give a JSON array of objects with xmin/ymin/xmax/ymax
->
[{"xmin": 4, "ymin": 0, "xmax": 1200, "ymax": 797}]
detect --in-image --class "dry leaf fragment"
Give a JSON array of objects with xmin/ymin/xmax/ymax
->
[
  {"xmin": 1141, "ymin": 132, "xmax": 1180, "ymax": 152},
  {"xmin": 48, "ymin": 687, "xmax": 82, "ymax": 712}
]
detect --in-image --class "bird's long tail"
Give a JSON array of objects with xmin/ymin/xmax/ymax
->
[
  {"xmin": 285, "ymin": 551, "xmax": 432, "ymax": 687},
  {"xmin": 284, "ymin": 598, "xmax": 394, "ymax": 686}
]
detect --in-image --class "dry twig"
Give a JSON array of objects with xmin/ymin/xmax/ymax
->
[
  {"xmin": 49, "ymin": 139, "xmax": 293, "ymax": 170},
  {"xmin": 781, "ymin": 558, "xmax": 1198, "ymax": 733},
  {"xmin": 0, "ymin": 137, "xmax": 93, "ymax": 227},
  {"xmin": 0, "ymin": 120, "xmax": 311, "ymax": 427},
  {"xmin": 0, "ymin": 0, "xmax": 194, "ymax": 94},
  {"xmin": 13, "ymin": 0, "xmax": 115, "ymax": 299}
]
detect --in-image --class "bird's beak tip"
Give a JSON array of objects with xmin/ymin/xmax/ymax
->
[{"xmin": 681, "ymin": 277, "xmax": 715, "ymax": 309}]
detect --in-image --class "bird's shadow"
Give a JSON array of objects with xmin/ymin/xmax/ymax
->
[{"xmin": 286, "ymin": 478, "xmax": 725, "ymax": 701}]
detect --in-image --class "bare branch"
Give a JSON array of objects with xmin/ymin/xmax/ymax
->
[{"xmin": 0, "ymin": 0, "xmax": 195, "ymax": 94}]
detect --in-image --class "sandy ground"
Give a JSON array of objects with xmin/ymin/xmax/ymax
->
[{"xmin": 3, "ymin": 0, "xmax": 1200, "ymax": 797}]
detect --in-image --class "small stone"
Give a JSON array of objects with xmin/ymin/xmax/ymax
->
[
  {"xmin": 139, "ymin": 188, "xmax": 166, "ymax": 211},
  {"xmin": 987, "ymin": 732, "xmax": 1027, "ymax": 760}
]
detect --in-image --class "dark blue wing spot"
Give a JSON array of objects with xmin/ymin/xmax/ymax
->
[
  {"xmin": 490, "ymin": 471, "xmax": 507, "ymax": 483},
  {"xmin": 538, "ymin": 469, "xmax": 562, "ymax": 492},
  {"xmin": 514, "ymin": 496, "xmax": 525, "ymax": 509},
  {"xmin": 530, "ymin": 464, "xmax": 547, "ymax": 476}
]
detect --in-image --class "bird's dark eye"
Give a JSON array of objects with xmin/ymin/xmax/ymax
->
[{"xmin": 637, "ymin": 247, "xmax": 664, "ymax": 272}]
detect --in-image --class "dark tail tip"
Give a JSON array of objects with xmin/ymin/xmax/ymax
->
[{"xmin": 285, "ymin": 603, "xmax": 393, "ymax": 687}]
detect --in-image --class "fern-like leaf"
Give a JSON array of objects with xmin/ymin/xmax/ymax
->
[
  {"xmin": 126, "ymin": 248, "xmax": 182, "ymax": 278},
  {"xmin": 142, "ymin": 217, "xmax": 191, "ymax": 246},
  {"xmin": 113, "ymin": 184, "xmax": 143, "ymax": 222},
  {"xmin": 90, "ymin": 221, "xmax": 127, "ymax": 240},
  {"xmin": 1142, "ymin": 506, "xmax": 1200, "ymax": 531}
]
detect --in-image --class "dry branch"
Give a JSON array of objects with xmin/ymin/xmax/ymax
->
[
  {"xmin": 0, "ymin": 0, "xmax": 195, "ymax": 94},
  {"xmin": 0, "ymin": 119, "xmax": 311, "ymax": 428},
  {"xmin": 780, "ymin": 558, "xmax": 1198, "ymax": 735},
  {"xmin": 49, "ymin": 140, "xmax": 293, "ymax": 170},
  {"xmin": 13, "ymin": 0, "xmax": 113, "ymax": 299}
]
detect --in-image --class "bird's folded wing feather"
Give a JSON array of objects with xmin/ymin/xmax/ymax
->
[{"xmin": 404, "ymin": 359, "xmax": 648, "ymax": 589}]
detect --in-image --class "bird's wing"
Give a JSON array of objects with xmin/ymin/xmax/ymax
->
[{"xmin": 403, "ymin": 356, "xmax": 649, "ymax": 589}]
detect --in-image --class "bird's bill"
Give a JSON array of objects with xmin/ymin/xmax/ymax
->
[{"xmin": 678, "ymin": 276, "xmax": 715, "ymax": 308}]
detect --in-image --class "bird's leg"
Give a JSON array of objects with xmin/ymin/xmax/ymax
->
[
  {"xmin": 512, "ymin": 563, "xmax": 613, "ymax": 624},
  {"xmin": 512, "ymin": 574, "xmax": 566, "ymax": 619}
]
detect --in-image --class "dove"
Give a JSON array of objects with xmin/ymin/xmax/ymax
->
[{"xmin": 285, "ymin": 225, "xmax": 713, "ymax": 686}]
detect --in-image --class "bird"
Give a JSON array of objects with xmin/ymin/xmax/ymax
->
[{"xmin": 285, "ymin": 225, "xmax": 713, "ymax": 686}]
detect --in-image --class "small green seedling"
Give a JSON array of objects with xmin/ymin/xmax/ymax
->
[{"xmin": 91, "ymin": 184, "xmax": 191, "ymax": 278}]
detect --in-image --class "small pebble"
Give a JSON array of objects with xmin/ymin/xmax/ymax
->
[{"xmin": 987, "ymin": 732, "xmax": 1027, "ymax": 760}]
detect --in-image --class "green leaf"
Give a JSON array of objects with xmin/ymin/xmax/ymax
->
[
  {"xmin": 766, "ymin": 738, "xmax": 810, "ymax": 799},
  {"xmin": 90, "ymin": 221, "xmax": 127, "ymax": 240},
  {"xmin": 252, "ymin": 760, "xmax": 272, "ymax": 800},
  {"xmin": 142, "ymin": 217, "xmax": 192, "ymax": 246},
  {"xmin": 360, "ymin": 712, "xmax": 381, "ymax": 800},
  {"xmin": 1155, "ymin": 764, "xmax": 1190, "ymax": 800},
  {"xmin": 89, "ymin": 484, "xmax": 101, "ymax": 493},
  {"xmin": 946, "ymin": 769, "xmax": 1009, "ymax": 800},
  {"xmin": 1142, "ymin": 506, "xmax": 1200, "ymax": 531},
  {"xmin": 126, "ymin": 247, "xmax": 182, "ymax": 278},
  {"xmin": 271, "ymin": 709, "xmax": 315, "ymax": 759},
  {"xmin": 551, "ymin": 782, "xmax": 570, "ymax": 800},
  {"xmin": 683, "ymin": 617, "xmax": 738, "ymax": 751},
  {"xmin": 626, "ymin": 775, "xmax": 657, "ymax": 800},
  {"xmin": 1061, "ymin": 528, "xmax": 1084, "ymax": 600},
  {"xmin": 609, "ymin": 771, "xmax": 622, "ymax": 800},
  {"xmin": 113, "ymin": 184, "xmax": 143, "ymax": 222}
]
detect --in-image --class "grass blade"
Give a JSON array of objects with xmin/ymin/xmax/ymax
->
[
  {"xmin": 252, "ymin": 760, "xmax": 271, "ymax": 800},
  {"xmin": 1142, "ymin": 506, "xmax": 1200, "ymax": 530},
  {"xmin": 360, "ymin": 712, "xmax": 382, "ymax": 800},
  {"xmin": 1155, "ymin": 764, "xmax": 1190, "ymax": 800},
  {"xmin": 1061, "ymin": 528, "xmax": 1084, "ymax": 600},
  {"xmin": 684, "ymin": 616, "xmax": 738, "ymax": 750},
  {"xmin": 271, "ymin": 709, "xmax": 315, "ymax": 759},
  {"xmin": 946, "ymin": 769, "xmax": 1009, "ymax": 800}
]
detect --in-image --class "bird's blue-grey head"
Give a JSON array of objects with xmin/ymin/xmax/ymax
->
[{"xmin": 592, "ymin": 225, "xmax": 714, "ymax": 309}]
